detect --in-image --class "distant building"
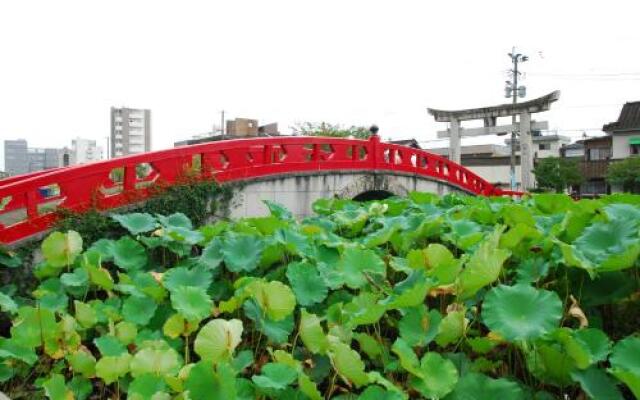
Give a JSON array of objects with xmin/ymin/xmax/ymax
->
[
  {"xmin": 428, "ymin": 144, "xmax": 519, "ymax": 189},
  {"xmin": 110, "ymin": 107, "xmax": 151, "ymax": 157},
  {"xmin": 174, "ymin": 120, "xmax": 280, "ymax": 147},
  {"xmin": 603, "ymin": 101, "xmax": 640, "ymax": 159},
  {"xmin": 27, "ymin": 148, "xmax": 60, "ymax": 172},
  {"xmin": 505, "ymin": 133, "xmax": 571, "ymax": 158},
  {"xmin": 226, "ymin": 118, "xmax": 259, "ymax": 137},
  {"xmin": 72, "ymin": 137, "xmax": 103, "ymax": 164},
  {"xmin": 4, "ymin": 139, "xmax": 28, "ymax": 175}
]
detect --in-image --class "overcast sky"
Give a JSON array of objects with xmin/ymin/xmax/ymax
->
[{"xmin": 2, "ymin": 1, "xmax": 640, "ymax": 169}]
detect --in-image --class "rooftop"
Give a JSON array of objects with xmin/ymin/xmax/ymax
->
[{"xmin": 603, "ymin": 101, "xmax": 640, "ymax": 132}]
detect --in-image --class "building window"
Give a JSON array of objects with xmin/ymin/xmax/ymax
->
[
  {"xmin": 631, "ymin": 144, "xmax": 640, "ymax": 155},
  {"xmin": 538, "ymin": 143, "xmax": 550, "ymax": 150},
  {"xmin": 588, "ymin": 148, "xmax": 611, "ymax": 161}
]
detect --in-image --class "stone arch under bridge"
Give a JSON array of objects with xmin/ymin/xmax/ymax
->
[{"xmin": 226, "ymin": 171, "xmax": 462, "ymax": 220}]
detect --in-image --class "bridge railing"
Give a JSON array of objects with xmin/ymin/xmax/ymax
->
[{"xmin": 0, "ymin": 135, "xmax": 509, "ymax": 245}]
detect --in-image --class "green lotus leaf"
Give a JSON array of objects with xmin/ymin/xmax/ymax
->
[
  {"xmin": 95, "ymin": 353, "xmax": 132, "ymax": 384},
  {"xmin": 391, "ymin": 338, "xmax": 422, "ymax": 377},
  {"xmin": 354, "ymin": 333, "xmax": 383, "ymax": 360},
  {"xmin": 344, "ymin": 292, "xmax": 387, "ymax": 326},
  {"xmin": 424, "ymin": 243, "xmax": 461, "ymax": 284},
  {"xmin": 339, "ymin": 247, "xmax": 386, "ymax": 289},
  {"xmin": 533, "ymin": 193, "xmax": 574, "ymax": 214},
  {"xmin": 263, "ymin": 200, "xmax": 293, "ymax": 220},
  {"xmin": 74, "ymin": 300, "xmax": 97, "ymax": 329},
  {"xmin": 94, "ymin": 335, "xmax": 127, "ymax": 356},
  {"xmin": 554, "ymin": 328, "xmax": 611, "ymax": 369},
  {"xmin": 42, "ymin": 231, "xmax": 83, "ymax": 267},
  {"xmin": 130, "ymin": 343, "xmax": 181, "ymax": 377},
  {"xmin": 157, "ymin": 212, "xmax": 192, "ymax": 229},
  {"xmin": 122, "ymin": 295, "xmax": 157, "ymax": 326},
  {"xmin": 0, "ymin": 292, "xmax": 17, "ymax": 314},
  {"xmin": 410, "ymin": 352, "xmax": 459, "ymax": 399},
  {"xmin": 435, "ymin": 308, "xmax": 467, "ymax": 347},
  {"xmin": 367, "ymin": 371, "xmax": 409, "ymax": 399},
  {"xmin": 252, "ymin": 362, "xmax": 298, "ymax": 390},
  {"xmin": 248, "ymin": 280, "xmax": 296, "ymax": 321},
  {"xmin": 115, "ymin": 321, "xmax": 138, "ymax": 345},
  {"xmin": 286, "ymin": 261, "xmax": 328, "ymax": 306},
  {"xmin": 515, "ymin": 257, "xmax": 550, "ymax": 284},
  {"xmin": 329, "ymin": 341, "xmax": 369, "ymax": 388},
  {"xmin": 67, "ymin": 349, "xmax": 96, "ymax": 378},
  {"xmin": 444, "ymin": 219, "xmax": 484, "ymax": 250},
  {"xmin": 483, "ymin": 284, "xmax": 562, "ymax": 341},
  {"xmin": 113, "ymin": 236, "xmax": 148, "ymax": 271},
  {"xmin": 128, "ymin": 373, "xmax": 168, "ymax": 400},
  {"xmin": 0, "ymin": 248, "xmax": 22, "ymax": 268},
  {"xmin": 43, "ymin": 373, "xmax": 73, "ymax": 400},
  {"xmin": 500, "ymin": 204, "xmax": 536, "ymax": 227},
  {"xmin": 184, "ymin": 361, "xmax": 237, "ymax": 400},
  {"xmin": 112, "ymin": 213, "xmax": 157, "ymax": 234},
  {"xmin": 275, "ymin": 227, "xmax": 314, "ymax": 257},
  {"xmin": 68, "ymin": 376, "xmax": 92, "ymax": 400},
  {"xmin": 525, "ymin": 342, "xmax": 575, "ymax": 387},
  {"xmin": 170, "ymin": 286, "xmax": 213, "ymax": 321},
  {"xmin": 163, "ymin": 313, "xmax": 187, "ymax": 339},
  {"xmin": 194, "ymin": 318, "xmax": 243, "ymax": 363},
  {"xmin": 85, "ymin": 264, "xmax": 114, "ymax": 291},
  {"xmin": 466, "ymin": 337, "xmax": 499, "ymax": 355},
  {"xmin": 87, "ymin": 239, "xmax": 115, "ymax": 262},
  {"xmin": 381, "ymin": 270, "xmax": 431, "ymax": 309},
  {"xmin": 165, "ymin": 226, "xmax": 204, "ymax": 245},
  {"xmin": 299, "ymin": 309, "xmax": 329, "ymax": 355},
  {"xmin": 0, "ymin": 337, "xmax": 38, "ymax": 365},
  {"xmin": 444, "ymin": 372, "xmax": 524, "ymax": 400},
  {"xmin": 298, "ymin": 373, "xmax": 323, "ymax": 400},
  {"xmin": 358, "ymin": 385, "xmax": 405, "ymax": 400},
  {"xmin": 562, "ymin": 218, "xmax": 640, "ymax": 274},
  {"xmin": 571, "ymin": 367, "xmax": 624, "ymax": 400},
  {"xmin": 60, "ymin": 268, "xmax": 89, "ymax": 292},
  {"xmin": 398, "ymin": 305, "xmax": 441, "ymax": 347},
  {"xmin": 243, "ymin": 300, "xmax": 294, "ymax": 344},
  {"xmin": 199, "ymin": 238, "xmax": 224, "ymax": 271},
  {"xmin": 221, "ymin": 232, "xmax": 264, "ymax": 272},
  {"xmin": 608, "ymin": 335, "xmax": 640, "ymax": 398},
  {"xmin": 458, "ymin": 227, "xmax": 510, "ymax": 299},
  {"xmin": 10, "ymin": 306, "xmax": 59, "ymax": 349},
  {"xmin": 604, "ymin": 203, "xmax": 640, "ymax": 224}
]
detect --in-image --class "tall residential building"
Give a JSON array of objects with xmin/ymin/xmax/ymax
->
[
  {"xmin": 4, "ymin": 139, "xmax": 28, "ymax": 175},
  {"xmin": 72, "ymin": 137, "xmax": 103, "ymax": 164},
  {"xmin": 110, "ymin": 107, "xmax": 151, "ymax": 157}
]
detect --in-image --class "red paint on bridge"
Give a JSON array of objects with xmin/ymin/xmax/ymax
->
[{"xmin": 0, "ymin": 135, "xmax": 517, "ymax": 245}]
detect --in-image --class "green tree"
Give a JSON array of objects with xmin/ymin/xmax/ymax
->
[
  {"xmin": 291, "ymin": 122, "xmax": 371, "ymax": 139},
  {"xmin": 607, "ymin": 156, "xmax": 640, "ymax": 193},
  {"xmin": 533, "ymin": 157, "xmax": 583, "ymax": 193}
]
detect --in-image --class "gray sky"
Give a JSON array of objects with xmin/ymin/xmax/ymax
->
[{"xmin": 2, "ymin": 0, "xmax": 640, "ymax": 169}]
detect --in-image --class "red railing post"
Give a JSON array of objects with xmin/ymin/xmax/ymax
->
[{"xmin": 369, "ymin": 134, "xmax": 380, "ymax": 168}]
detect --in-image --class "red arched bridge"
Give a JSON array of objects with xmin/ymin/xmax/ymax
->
[{"xmin": 0, "ymin": 135, "xmax": 516, "ymax": 246}]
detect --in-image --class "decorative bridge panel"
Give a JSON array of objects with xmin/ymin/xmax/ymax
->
[{"xmin": 0, "ymin": 136, "xmax": 517, "ymax": 245}]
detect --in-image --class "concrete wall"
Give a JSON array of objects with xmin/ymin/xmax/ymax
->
[
  {"xmin": 466, "ymin": 164, "xmax": 522, "ymax": 189},
  {"xmin": 611, "ymin": 131, "xmax": 640, "ymax": 159},
  {"xmin": 227, "ymin": 171, "xmax": 465, "ymax": 219}
]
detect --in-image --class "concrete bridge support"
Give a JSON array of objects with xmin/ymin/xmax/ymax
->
[{"xmin": 227, "ymin": 171, "xmax": 463, "ymax": 219}]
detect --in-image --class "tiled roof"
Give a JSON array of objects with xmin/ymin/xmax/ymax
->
[
  {"xmin": 603, "ymin": 101, "xmax": 640, "ymax": 132},
  {"xmin": 389, "ymin": 139, "xmax": 421, "ymax": 149}
]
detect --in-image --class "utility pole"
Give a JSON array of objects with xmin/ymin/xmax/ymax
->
[
  {"xmin": 506, "ymin": 48, "xmax": 528, "ymax": 190},
  {"xmin": 220, "ymin": 110, "xmax": 225, "ymax": 138}
]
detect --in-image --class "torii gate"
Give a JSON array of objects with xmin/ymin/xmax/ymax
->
[{"xmin": 428, "ymin": 91, "xmax": 560, "ymax": 190}]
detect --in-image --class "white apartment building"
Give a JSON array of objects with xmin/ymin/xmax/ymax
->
[
  {"xmin": 72, "ymin": 137, "xmax": 103, "ymax": 164},
  {"xmin": 110, "ymin": 107, "xmax": 151, "ymax": 157}
]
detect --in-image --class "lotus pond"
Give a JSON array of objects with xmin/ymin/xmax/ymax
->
[{"xmin": 0, "ymin": 192, "xmax": 639, "ymax": 399}]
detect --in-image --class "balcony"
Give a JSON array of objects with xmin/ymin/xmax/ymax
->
[{"xmin": 578, "ymin": 159, "xmax": 612, "ymax": 179}]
